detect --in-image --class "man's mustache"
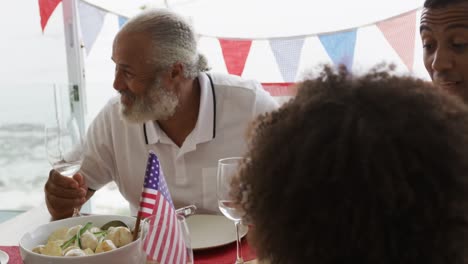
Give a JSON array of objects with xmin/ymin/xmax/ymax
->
[
  {"xmin": 119, "ymin": 90, "xmax": 136, "ymax": 101},
  {"xmin": 433, "ymin": 72, "xmax": 462, "ymax": 83}
]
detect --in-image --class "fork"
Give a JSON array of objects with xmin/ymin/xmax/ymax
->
[{"xmin": 175, "ymin": 205, "xmax": 197, "ymax": 218}]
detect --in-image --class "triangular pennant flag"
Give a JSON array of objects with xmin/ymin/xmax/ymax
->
[
  {"xmin": 269, "ymin": 38, "xmax": 305, "ymax": 82},
  {"xmin": 118, "ymin": 16, "xmax": 128, "ymax": 28},
  {"xmin": 377, "ymin": 11, "xmax": 417, "ymax": 71},
  {"xmin": 319, "ymin": 29, "xmax": 357, "ymax": 71},
  {"xmin": 219, "ymin": 39, "xmax": 252, "ymax": 76},
  {"xmin": 78, "ymin": 1, "xmax": 106, "ymax": 55},
  {"xmin": 38, "ymin": 0, "xmax": 62, "ymax": 31}
]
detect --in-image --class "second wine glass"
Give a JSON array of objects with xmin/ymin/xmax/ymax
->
[
  {"xmin": 217, "ymin": 157, "xmax": 246, "ymax": 264},
  {"xmin": 45, "ymin": 84, "xmax": 85, "ymax": 217},
  {"xmin": 45, "ymin": 123, "xmax": 83, "ymax": 174},
  {"xmin": 45, "ymin": 121, "xmax": 84, "ymax": 217}
]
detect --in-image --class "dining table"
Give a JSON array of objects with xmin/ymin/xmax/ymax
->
[{"xmin": 0, "ymin": 204, "xmax": 258, "ymax": 264}]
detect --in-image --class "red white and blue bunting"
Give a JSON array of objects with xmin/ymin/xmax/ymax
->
[{"xmin": 39, "ymin": 0, "xmax": 419, "ymax": 97}]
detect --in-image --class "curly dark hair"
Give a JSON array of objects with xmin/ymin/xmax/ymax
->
[
  {"xmin": 236, "ymin": 65, "xmax": 468, "ymax": 264},
  {"xmin": 424, "ymin": 0, "xmax": 467, "ymax": 8}
]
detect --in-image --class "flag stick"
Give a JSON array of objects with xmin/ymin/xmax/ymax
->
[{"xmin": 133, "ymin": 214, "xmax": 141, "ymax": 241}]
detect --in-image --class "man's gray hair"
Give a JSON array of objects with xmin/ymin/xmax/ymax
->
[{"xmin": 121, "ymin": 9, "xmax": 209, "ymax": 78}]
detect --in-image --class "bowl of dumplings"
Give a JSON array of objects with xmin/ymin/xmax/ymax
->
[{"xmin": 19, "ymin": 214, "xmax": 145, "ymax": 264}]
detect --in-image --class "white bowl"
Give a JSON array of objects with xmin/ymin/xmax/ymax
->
[{"xmin": 19, "ymin": 215, "xmax": 145, "ymax": 264}]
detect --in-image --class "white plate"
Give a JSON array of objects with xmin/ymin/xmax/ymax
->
[
  {"xmin": 186, "ymin": 214, "xmax": 248, "ymax": 250},
  {"xmin": 0, "ymin": 249, "xmax": 9, "ymax": 264}
]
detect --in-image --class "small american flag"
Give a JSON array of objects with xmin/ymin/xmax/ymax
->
[{"xmin": 139, "ymin": 151, "xmax": 187, "ymax": 264}]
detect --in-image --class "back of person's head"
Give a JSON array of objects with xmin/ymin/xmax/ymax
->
[
  {"xmin": 120, "ymin": 8, "xmax": 208, "ymax": 78},
  {"xmin": 237, "ymin": 65, "xmax": 468, "ymax": 264},
  {"xmin": 424, "ymin": 0, "xmax": 467, "ymax": 8}
]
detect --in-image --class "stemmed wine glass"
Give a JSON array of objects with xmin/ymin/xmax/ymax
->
[
  {"xmin": 45, "ymin": 84, "xmax": 85, "ymax": 217},
  {"xmin": 217, "ymin": 157, "xmax": 246, "ymax": 264}
]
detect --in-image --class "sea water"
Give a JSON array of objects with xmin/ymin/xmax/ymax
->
[{"xmin": 0, "ymin": 83, "xmax": 129, "ymax": 215}]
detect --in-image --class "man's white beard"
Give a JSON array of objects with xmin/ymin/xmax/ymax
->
[{"xmin": 119, "ymin": 78, "xmax": 179, "ymax": 123}]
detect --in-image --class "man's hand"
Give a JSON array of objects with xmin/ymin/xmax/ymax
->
[{"xmin": 44, "ymin": 170, "xmax": 89, "ymax": 220}]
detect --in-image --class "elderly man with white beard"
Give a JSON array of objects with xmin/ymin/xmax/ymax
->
[{"xmin": 44, "ymin": 9, "xmax": 278, "ymax": 220}]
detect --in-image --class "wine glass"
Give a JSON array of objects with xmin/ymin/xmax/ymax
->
[
  {"xmin": 45, "ymin": 84, "xmax": 85, "ymax": 217},
  {"xmin": 217, "ymin": 157, "xmax": 246, "ymax": 264}
]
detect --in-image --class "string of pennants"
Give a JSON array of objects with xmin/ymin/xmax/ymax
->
[{"xmin": 39, "ymin": 0, "xmax": 418, "ymax": 97}]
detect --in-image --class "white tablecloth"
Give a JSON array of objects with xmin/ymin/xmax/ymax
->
[{"xmin": 0, "ymin": 203, "xmax": 51, "ymax": 245}]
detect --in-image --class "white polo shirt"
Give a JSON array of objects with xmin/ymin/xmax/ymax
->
[{"xmin": 81, "ymin": 72, "xmax": 278, "ymax": 215}]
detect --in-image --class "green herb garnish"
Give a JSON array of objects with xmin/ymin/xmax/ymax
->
[{"xmin": 60, "ymin": 222, "xmax": 93, "ymax": 250}]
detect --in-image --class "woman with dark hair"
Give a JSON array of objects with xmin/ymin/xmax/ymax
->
[{"xmin": 235, "ymin": 66, "xmax": 468, "ymax": 264}]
